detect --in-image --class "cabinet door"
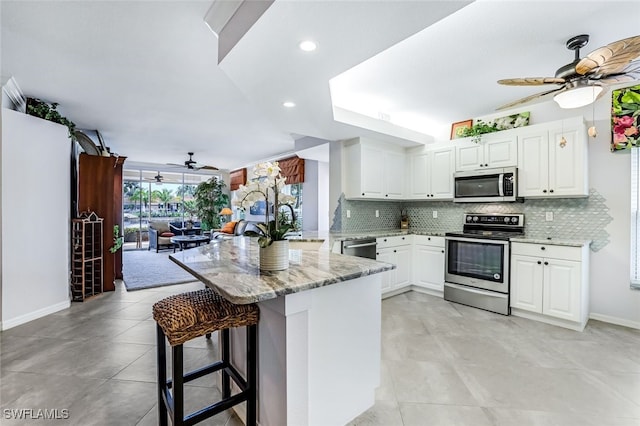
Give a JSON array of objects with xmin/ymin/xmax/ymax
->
[
  {"xmin": 510, "ymin": 255, "xmax": 543, "ymax": 313},
  {"xmin": 430, "ymin": 147, "xmax": 455, "ymax": 199},
  {"xmin": 517, "ymin": 131, "xmax": 549, "ymax": 198},
  {"xmin": 384, "ymin": 150, "xmax": 405, "ymax": 199},
  {"xmin": 485, "ymin": 136, "xmax": 517, "ymax": 168},
  {"xmin": 408, "ymin": 152, "xmax": 430, "ymax": 199},
  {"xmin": 393, "ymin": 245, "xmax": 412, "ymax": 289},
  {"xmin": 543, "ymin": 258, "xmax": 581, "ymax": 322},
  {"xmin": 361, "ymin": 144, "xmax": 385, "ymax": 198},
  {"xmin": 548, "ymin": 126, "xmax": 588, "ymax": 197},
  {"xmin": 455, "ymin": 141, "xmax": 483, "ymax": 171},
  {"xmin": 414, "ymin": 244, "xmax": 445, "ymax": 292},
  {"xmin": 376, "ymin": 248, "xmax": 395, "ymax": 293}
]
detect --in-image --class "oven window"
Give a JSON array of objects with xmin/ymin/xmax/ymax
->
[
  {"xmin": 455, "ymin": 175, "xmax": 500, "ymax": 198},
  {"xmin": 447, "ymin": 239, "xmax": 505, "ymax": 282}
]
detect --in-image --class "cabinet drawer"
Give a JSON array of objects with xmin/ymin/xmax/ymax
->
[
  {"xmin": 413, "ymin": 235, "xmax": 444, "ymax": 247},
  {"xmin": 511, "ymin": 242, "xmax": 582, "ymax": 261},
  {"xmin": 377, "ymin": 235, "xmax": 411, "ymax": 248}
]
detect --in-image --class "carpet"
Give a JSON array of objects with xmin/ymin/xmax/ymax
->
[{"xmin": 122, "ymin": 249, "xmax": 198, "ymax": 291}]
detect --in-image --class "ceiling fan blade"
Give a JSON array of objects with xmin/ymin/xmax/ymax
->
[
  {"xmin": 597, "ymin": 69, "xmax": 640, "ymax": 85},
  {"xmin": 166, "ymin": 162, "xmax": 186, "ymax": 168},
  {"xmin": 576, "ymin": 35, "xmax": 640, "ymax": 76},
  {"xmin": 497, "ymin": 77, "xmax": 565, "ymax": 86},
  {"xmin": 197, "ymin": 165, "xmax": 219, "ymax": 171},
  {"xmin": 496, "ymin": 86, "xmax": 566, "ymax": 111}
]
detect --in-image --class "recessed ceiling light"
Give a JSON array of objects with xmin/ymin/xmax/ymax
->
[
  {"xmin": 283, "ymin": 101, "xmax": 296, "ymax": 108},
  {"xmin": 299, "ymin": 40, "xmax": 317, "ymax": 52}
]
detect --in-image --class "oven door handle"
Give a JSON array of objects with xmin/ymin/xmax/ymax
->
[
  {"xmin": 445, "ymin": 236, "xmax": 509, "ymax": 245},
  {"xmin": 343, "ymin": 242, "xmax": 377, "ymax": 249},
  {"xmin": 445, "ymin": 282, "xmax": 508, "ymax": 298}
]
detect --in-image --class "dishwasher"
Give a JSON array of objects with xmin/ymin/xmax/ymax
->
[{"xmin": 341, "ymin": 238, "xmax": 377, "ymax": 259}]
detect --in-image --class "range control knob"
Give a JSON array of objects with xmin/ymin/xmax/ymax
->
[
  {"xmin": 466, "ymin": 216, "xmax": 473, "ymax": 222},
  {"xmin": 504, "ymin": 217, "xmax": 510, "ymax": 223},
  {"xmin": 473, "ymin": 216, "xmax": 479, "ymax": 222},
  {"xmin": 511, "ymin": 217, "xmax": 519, "ymax": 223}
]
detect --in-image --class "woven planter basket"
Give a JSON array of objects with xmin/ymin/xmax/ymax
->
[{"xmin": 259, "ymin": 239, "xmax": 289, "ymax": 271}]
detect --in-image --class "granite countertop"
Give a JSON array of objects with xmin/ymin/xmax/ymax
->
[
  {"xmin": 329, "ymin": 229, "xmax": 445, "ymax": 242},
  {"xmin": 169, "ymin": 237, "xmax": 395, "ymax": 304},
  {"xmin": 326, "ymin": 229, "xmax": 588, "ymax": 247},
  {"xmin": 509, "ymin": 237, "xmax": 592, "ymax": 247}
]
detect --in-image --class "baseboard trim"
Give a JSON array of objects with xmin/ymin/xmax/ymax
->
[
  {"xmin": 1, "ymin": 299, "xmax": 71, "ymax": 330},
  {"xmin": 409, "ymin": 285, "xmax": 443, "ymax": 298},
  {"xmin": 589, "ymin": 313, "xmax": 640, "ymax": 330}
]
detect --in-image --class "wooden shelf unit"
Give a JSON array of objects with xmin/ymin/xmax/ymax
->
[{"xmin": 71, "ymin": 211, "xmax": 104, "ymax": 301}]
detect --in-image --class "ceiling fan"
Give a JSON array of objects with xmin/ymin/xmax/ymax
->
[
  {"xmin": 497, "ymin": 34, "xmax": 640, "ymax": 110},
  {"xmin": 144, "ymin": 172, "xmax": 164, "ymax": 184},
  {"xmin": 167, "ymin": 152, "xmax": 218, "ymax": 171}
]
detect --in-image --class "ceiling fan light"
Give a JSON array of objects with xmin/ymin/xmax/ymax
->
[{"xmin": 553, "ymin": 86, "xmax": 603, "ymax": 109}]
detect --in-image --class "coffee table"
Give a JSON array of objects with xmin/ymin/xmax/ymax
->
[{"xmin": 170, "ymin": 235, "xmax": 211, "ymax": 252}]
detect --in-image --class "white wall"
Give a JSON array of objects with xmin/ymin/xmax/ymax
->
[
  {"xmin": 317, "ymin": 161, "xmax": 329, "ymax": 232},
  {"xmin": 302, "ymin": 160, "xmax": 319, "ymax": 231},
  {"xmin": 1, "ymin": 108, "xmax": 71, "ymax": 329}
]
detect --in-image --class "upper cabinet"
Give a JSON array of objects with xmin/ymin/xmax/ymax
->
[
  {"xmin": 455, "ymin": 131, "xmax": 518, "ymax": 172},
  {"xmin": 517, "ymin": 117, "xmax": 588, "ymax": 198},
  {"xmin": 406, "ymin": 146, "xmax": 454, "ymax": 200},
  {"xmin": 343, "ymin": 137, "xmax": 405, "ymax": 200}
]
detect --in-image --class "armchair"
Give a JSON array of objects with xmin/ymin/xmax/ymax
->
[{"xmin": 148, "ymin": 220, "xmax": 176, "ymax": 252}]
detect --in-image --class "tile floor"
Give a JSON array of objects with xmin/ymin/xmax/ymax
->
[{"xmin": 1, "ymin": 282, "xmax": 639, "ymax": 425}]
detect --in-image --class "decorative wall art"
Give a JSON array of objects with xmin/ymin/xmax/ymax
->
[
  {"xmin": 450, "ymin": 119, "xmax": 473, "ymax": 139},
  {"xmin": 611, "ymin": 84, "xmax": 640, "ymax": 152},
  {"xmin": 488, "ymin": 111, "xmax": 530, "ymax": 130}
]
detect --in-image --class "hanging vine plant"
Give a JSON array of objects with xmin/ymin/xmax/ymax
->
[
  {"xmin": 459, "ymin": 120, "xmax": 500, "ymax": 143},
  {"xmin": 26, "ymin": 97, "xmax": 76, "ymax": 138}
]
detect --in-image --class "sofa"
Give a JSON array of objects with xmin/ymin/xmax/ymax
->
[
  {"xmin": 148, "ymin": 220, "xmax": 176, "ymax": 252},
  {"xmin": 169, "ymin": 221, "xmax": 202, "ymax": 236},
  {"xmin": 211, "ymin": 220, "xmax": 262, "ymax": 240}
]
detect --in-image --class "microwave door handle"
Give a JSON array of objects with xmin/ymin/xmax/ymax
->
[{"xmin": 498, "ymin": 174, "xmax": 504, "ymax": 196}]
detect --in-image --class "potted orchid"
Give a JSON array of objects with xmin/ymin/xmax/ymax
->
[{"xmin": 233, "ymin": 161, "xmax": 296, "ymax": 270}]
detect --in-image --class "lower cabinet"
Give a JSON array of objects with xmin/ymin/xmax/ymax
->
[
  {"xmin": 412, "ymin": 235, "xmax": 445, "ymax": 293},
  {"xmin": 510, "ymin": 242, "xmax": 589, "ymax": 331},
  {"xmin": 376, "ymin": 236, "xmax": 412, "ymax": 295}
]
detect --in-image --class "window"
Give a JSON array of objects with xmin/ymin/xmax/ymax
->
[
  {"xmin": 122, "ymin": 169, "xmax": 217, "ymax": 250},
  {"xmin": 631, "ymin": 147, "xmax": 640, "ymax": 289}
]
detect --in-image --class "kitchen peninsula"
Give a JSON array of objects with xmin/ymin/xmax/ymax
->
[{"xmin": 170, "ymin": 236, "xmax": 393, "ymax": 426}]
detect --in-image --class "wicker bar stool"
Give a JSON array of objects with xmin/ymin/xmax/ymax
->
[{"xmin": 153, "ymin": 288, "xmax": 259, "ymax": 426}]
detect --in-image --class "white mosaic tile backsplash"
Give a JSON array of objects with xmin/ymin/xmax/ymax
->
[{"xmin": 331, "ymin": 189, "xmax": 612, "ymax": 251}]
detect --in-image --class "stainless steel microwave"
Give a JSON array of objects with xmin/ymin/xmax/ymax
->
[{"xmin": 453, "ymin": 167, "xmax": 517, "ymax": 202}]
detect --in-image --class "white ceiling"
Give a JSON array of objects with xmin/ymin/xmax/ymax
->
[{"xmin": 2, "ymin": 1, "xmax": 639, "ymax": 170}]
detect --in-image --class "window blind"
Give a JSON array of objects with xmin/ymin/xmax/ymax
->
[
  {"xmin": 278, "ymin": 156, "xmax": 305, "ymax": 184},
  {"xmin": 631, "ymin": 147, "xmax": 640, "ymax": 289},
  {"xmin": 229, "ymin": 168, "xmax": 247, "ymax": 191}
]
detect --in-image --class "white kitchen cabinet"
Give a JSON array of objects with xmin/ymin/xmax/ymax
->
[
  {"xmin": 376, "ymin": 236, "xmax": 412, "ymax": 295},
  {"xmin": 455, "ymin": 132, "xmax": 517, "ymax": 172},
  {"xmin": 412, "ymin": 235, "xmax": 445, "ymax": 293},
  {"xmin": 343, "ymin": 138, "xmax": 405, "ymax": 200},
  {"xmin": 510, "ymin": 241, "xmax": 589, "ymax": 331},
  {"xmin": 517, "ymin": 117, "xmax": 588, "ymax": 198},
  {"xmin": 407, "ymin": 146, "xmax": 454, "ymax": 200},
  {"xmin": 375, "ymin": 248, "xmax": 394, "ymax": 293}
]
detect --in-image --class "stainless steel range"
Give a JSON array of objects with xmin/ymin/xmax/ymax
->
[{"xmin": 444, "ymin": 213, "xmax": 524, "ymax": 315}]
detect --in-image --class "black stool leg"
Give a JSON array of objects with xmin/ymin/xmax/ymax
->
[
  {"xmin": 221, "ymin": 328, "xmax": 231, "ymax": 399},
  {"xmin": 205, "ymin": 333, "xmax": 211, "ymax": 339},
  {"xmin": 246, "ymin": 324, "xmax": 258, "ymax": 426},
  {"xmin": 157, "ymin": 325, "xmax": 168, "ymax": 426},
  {"xmin": 173, "ymin": 345, "xmax": 184, "ymax": 425}
]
